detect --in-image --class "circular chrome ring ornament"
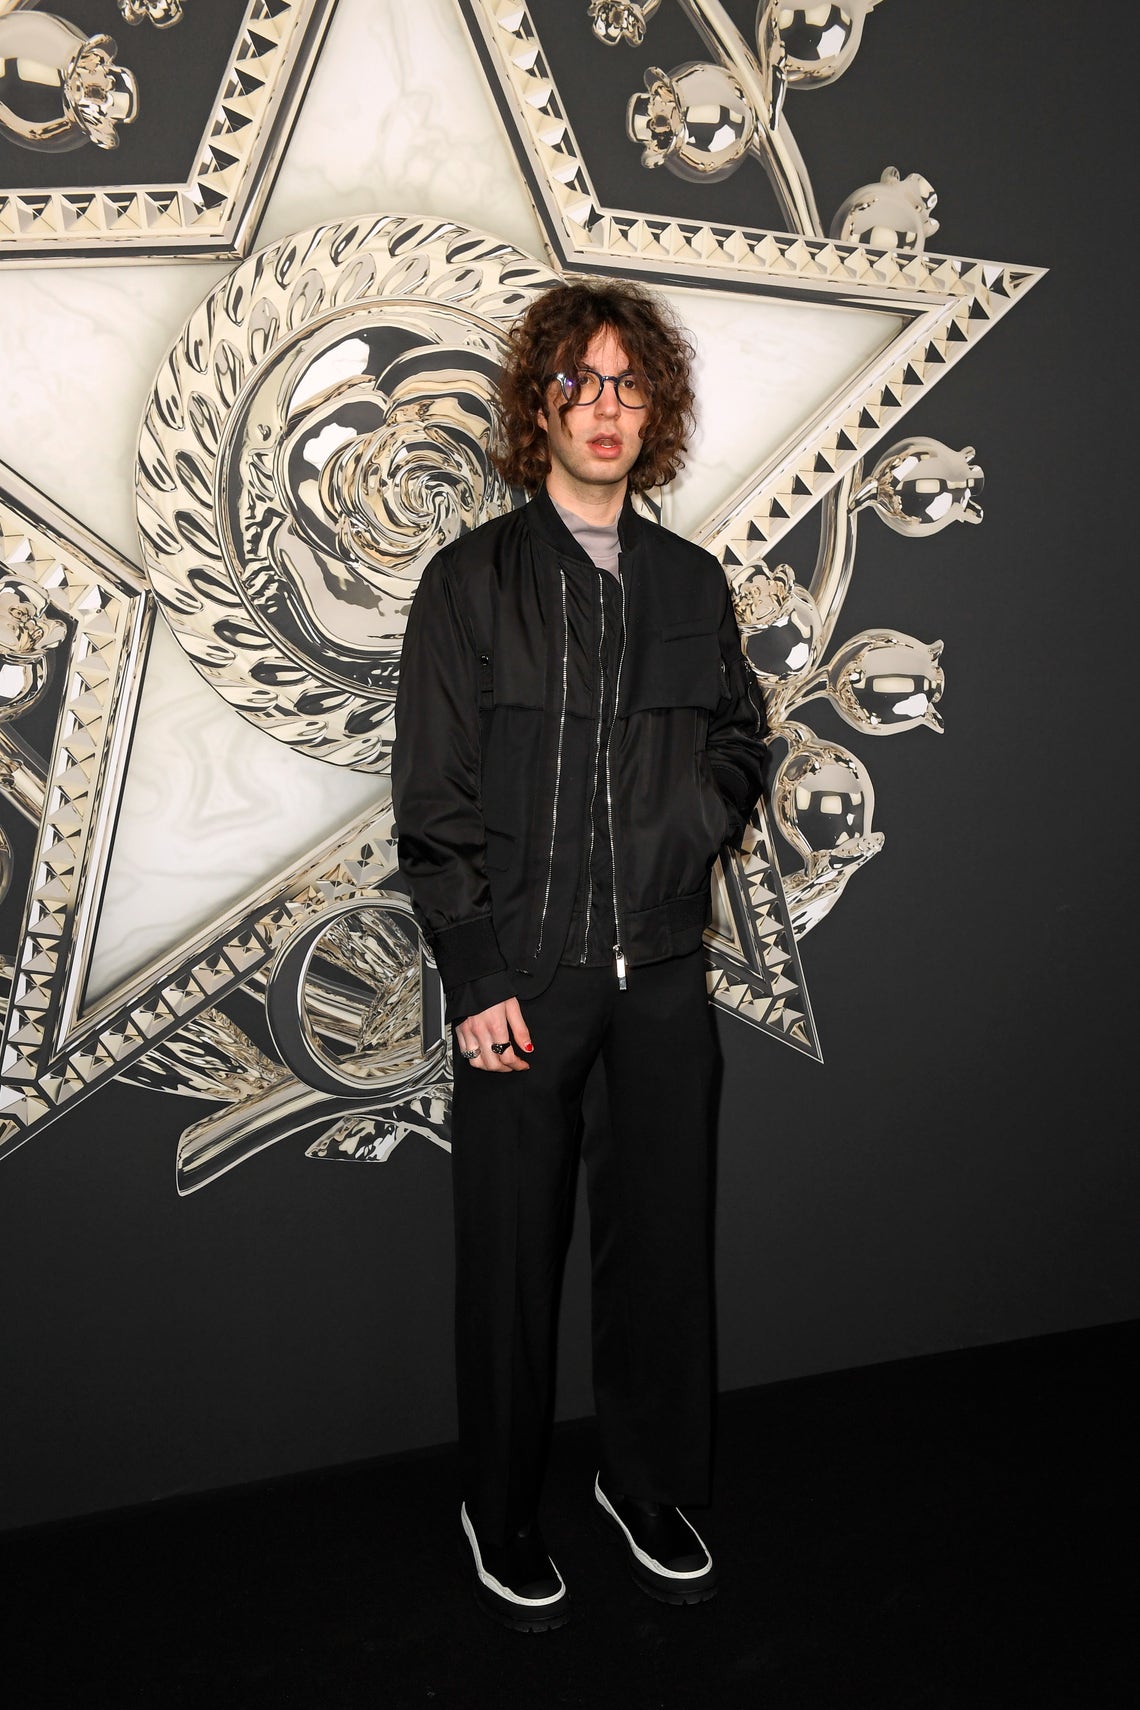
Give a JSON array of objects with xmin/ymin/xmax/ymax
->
[{"xmin": 135, "ymin": 214, "xmax": 560, "ymax": 770}]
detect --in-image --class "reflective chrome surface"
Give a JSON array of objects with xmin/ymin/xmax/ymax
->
[
  {"xmin": 118, "ymin": 0, "xmax": 188, "ymax": 25},
  {"xmin": 136, "ymin": 214, "xmax": 558, "ymax": 770},
  {"xmin": 0, "ymin": 10, "xmax": 137, "ymax": 153},
  {"xmin": 798, "ymin": 631, "xmax": 945, "ymax": 735},
  {"xmin": 0, "ymin": 0, "xmax": 336, "ymax": 267},
  {"xmin": 628, "ymin": 60, "xmax": 757, "ymax": 179},
  {"xmin": 851, "ymin": 439, "xmax": 985, "ymax": 535},
  {"xmin": 589, "ymin": 0, "xmax": 661, "ymax": 45},
  {"xmin": 774, "ymin": 2, "xmax": 880, "ymax": 87},
  {"xmin": 831, "ymin": 167, "xmax": 939, "ymax": 251}
]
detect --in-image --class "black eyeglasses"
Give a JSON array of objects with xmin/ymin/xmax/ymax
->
[{"xmin": 548, "ymin": 367, "xmax": 649, "ymax": 409}]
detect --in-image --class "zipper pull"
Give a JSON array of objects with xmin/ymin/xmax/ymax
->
[{"xmin": 614, "ymin": 945, "xmax": 627, "ymax": 990}]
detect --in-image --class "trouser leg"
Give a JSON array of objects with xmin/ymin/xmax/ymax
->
[
  {"xmin": 584, "ymin": 949, "xmax": 718, "ymax": 1506},
  {"xmin": 450, "ymin": 964, "xmax": 613, "ymax": 1546}
]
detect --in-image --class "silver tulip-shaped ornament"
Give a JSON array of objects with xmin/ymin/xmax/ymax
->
[
  {"xmin": 628, "ymin": 61, "xmax": 757, "ymax": 180},
  {"xmin": 0, "ymin": 9, "xmax": 137, "ymax": 152},
  {"xmin": 800, "ymin": 630, "xmax": 945, "ymax": 735},
  {"xmin": 729, "ymin": 560, "xmax": 822, "ymax": 684},
  {"xmin": 589, "ymin": 0, "xmax": 660, "ymax": 47},
  {"xmin": 772, "ymin": 734, "xmax": 880, "ymax": 863},
  {"xmin": 831, "ymin": 166, "xmax": 939, "ymax": 251},
  {"xmin": 771, "ymin": 1, "xmax": 882, "ymax": 88},
  {"xmin": 0, "ymin": 577, "xmax": 68, "ymax": 722},
  {"xmin": 118, "ymin": 0, "xmax": 187, "ymax": 25},
  {"xmin": 850, "ymin": 438, "xmax": 984, "ymax": 536}
]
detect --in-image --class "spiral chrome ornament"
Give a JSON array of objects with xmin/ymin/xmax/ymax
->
[
  {"xmin": 851, "ymin": 439, "xmax": 985, "ymax": 537},
  {"xmin": 628, "ymin": 61, "xmax": 757, "ymax": 180},
  {"xmin": 135, "ymin": 215, "xmax": 559, "ymax": 771},
  {"xmin": 831, "ymin": 167, "xmax": 940, "ymax": 251},
  {"xmin": 0, "ymin": 12, "xmax": 137, "ymax": 153},
  {"xmin": 772, "ymin": 2, "xmax": 880, "ymax": 88}
]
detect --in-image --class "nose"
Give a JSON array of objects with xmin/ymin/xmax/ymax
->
[{"xmin": 594, "ymin": 379, "xmax": 620, "ymax": 417}]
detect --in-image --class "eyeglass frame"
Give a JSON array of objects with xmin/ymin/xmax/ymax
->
[{"xmin": 546, "ymin": 367, "xmax": 650, "ymax": 409}]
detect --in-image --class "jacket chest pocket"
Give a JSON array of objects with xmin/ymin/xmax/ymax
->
[{"xmin": 622, "ymin": 618, "xmax": 725, "ymax": 714}]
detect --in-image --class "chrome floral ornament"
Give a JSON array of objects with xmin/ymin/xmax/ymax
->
[
  {"xmin": 136, "ymin": 214, "xmax": 559, "ymax": 771},
  {"xmin": 800, "ymin": 631, "xmax": 945, "ymax": 735},
  {"xmin": 0, "ymin": 10, "xmax": 137, "ymax": 153},
  {"xmin": 831, "ymin": 166, "xmax": 939, "ymax": 251},
  {"xmin": 772, "ymin": 0, "xmax": 882, "ymax": 87},
  {"xmin": 628, "ymin": 61, "xmax": 757, "ymax": 179},
  {"xmin": 589, "ymin": 0, "xmax": 660, "ymax": 46},
  {"xmin": 118, "ymin": 0, "xmax": 187, "ymax": 25},
  {"xmin": 771, "ymin": 736, "xmax": 881, "ymax": 863},
  {"xmin": 729, "ymin": 561, "xmax": 822, "ymax": 684},
  {"xmin": 851, "ymin": 439, "xmax": 985, "ymax": 537},
  {"xmin": 0, "ymin": 578, "xmax": 68, "ymax": 721}
]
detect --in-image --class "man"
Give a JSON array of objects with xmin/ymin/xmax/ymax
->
[{"xmin": 392, "ymin": 279, "xmax": 768, "ymax": 1631}]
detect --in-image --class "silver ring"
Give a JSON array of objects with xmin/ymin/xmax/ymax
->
[
  {"xmin": 489, "ymin": 1042, "xmax": 509, "ymax": 1055},
  {"xmin": 460, "ymin": 1047, "xmax": 480, "ymax": 1060}
]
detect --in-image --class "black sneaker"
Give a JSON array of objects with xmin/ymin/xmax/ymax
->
[
  {"xmin": 461, "ymin": 1504, "xmax": 570, "ymax": 1632},
  {"xmin": 594, "ymin": 1473, "xmax": 718, "ymax": 1604}
]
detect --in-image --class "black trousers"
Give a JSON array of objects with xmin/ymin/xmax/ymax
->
[{"xmin": 450, "ymin": 950, "xmax": 718, "ymax": 1546}]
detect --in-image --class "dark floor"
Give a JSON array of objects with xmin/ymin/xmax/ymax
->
[{"xmin": 3, "ymin": 1321, "xmax": 1135, "ymax": 1709}]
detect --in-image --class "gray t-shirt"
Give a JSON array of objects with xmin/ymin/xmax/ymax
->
[{"xmin": 552, "ymin": 497, "xmax": 620, "ymax": 577}]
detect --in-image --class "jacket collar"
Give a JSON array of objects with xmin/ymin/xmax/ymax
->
[{"xmin": 524, "ymin": 483, "xmax": 648, "ymax": 562}]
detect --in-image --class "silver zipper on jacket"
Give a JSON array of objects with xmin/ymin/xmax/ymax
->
[
  {"xmin": 533, "ymin": 567, "xmax": 569, "ymax": 962},
  {"xmin": 579, "ymin": 580, "xmax": 606, "ymax": 964},
  {"xmin": 604, "ymin": 567, "xmax": 628, "ymax": 989}
]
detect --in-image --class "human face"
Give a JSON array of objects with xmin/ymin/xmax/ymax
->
[{"xmin": 537, "ymin": 327, "xmax": 645, "ymax": 517}]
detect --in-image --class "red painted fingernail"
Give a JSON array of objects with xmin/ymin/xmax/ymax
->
[{"xmin": 522, "ymin": 1042, "xmax": 534, "ymax": 1053}]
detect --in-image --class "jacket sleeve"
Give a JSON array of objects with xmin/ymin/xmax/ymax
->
[
  {"xmin": 391, "ymin": 550, "xmax": 515, "ymax": 1020},
  {"xmin": 706, "ymin": 570, "xmax": 771, "ymax": 847}
]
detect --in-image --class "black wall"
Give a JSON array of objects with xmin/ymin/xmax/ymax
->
[{"xmin": 1, "ymin": 0, "xmax": 1136, "ymax": 1533}]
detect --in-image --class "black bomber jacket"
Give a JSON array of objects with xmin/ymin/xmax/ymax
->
[{"xmin": 391, "ymin": 487, "xmax": 770, "ymax": 1021}]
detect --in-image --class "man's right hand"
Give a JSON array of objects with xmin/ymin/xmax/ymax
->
[{"xmin": 455, "ymin": 997, "xmax": 533, "ymax": 1072}]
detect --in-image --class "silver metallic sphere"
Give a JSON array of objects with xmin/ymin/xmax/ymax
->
[
  {"xmin": 825, "ymin": 631, "xmax": 945, "ymax": 735},
  {"xmin": 831, "ymin": 166, "xmax": 939, "ymax": 251},
  {"xmin": 850, "ymin": 438, "xmax": 985, "ymax": 536},
  {"xmin": 589, "ymin": 0, "xmax": 660, "ymax": 47},
  {"xmin": 118, "ymin": 0, "xmax": 187, "ymax": 25},
  {"xmin": 628, "ymin": 61, "xmax": 756, "ymax": 181},
  {"xmin": 0, "ymin": 12, "xmax": 136, "ymax": 153},
  {"xmin": 0, "ymin": 578, "xmax": 67, "ymax": 722},
  {"xmin": 771, "ymin": 2, "xmax": 879, "ymax": 88},
  {"xmin": 773, "ymin": 736, "xmax": 878, "ymax": 862},
  {"xmin": 730, "ymin": 562, "xmax": 822, "ymax": 684}
]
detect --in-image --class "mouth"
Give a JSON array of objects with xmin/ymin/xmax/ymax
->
[{"xmin": 588, "ymin": 434, "xmax": 624, "ymax": 458}]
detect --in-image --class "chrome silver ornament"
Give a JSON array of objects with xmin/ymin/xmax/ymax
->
[
  {"xmin": 851, "ymin": 439, "xmax": 985, "ymax": 536},
  {"xmin": 0, "ymin": 10, "xmax": 137, "ymax": 152},
  {"xmin": 800, "ymin": 631, "xmax": 945, "ymax": 735},
  {"xmin": 589, "ymin": 0, "xmax": 660, "ymax": 46},
  {"xmin": 729, "ymin": 560, "xmax": 822, "ymax": 684},
  {"xmin": 0, "ymin": 578, "xmax": 68, "ymax": 721},
  {"xmin": 628, "ymin": 60, "xmax": 757, "ymax": 179},
  {"xmin": 831, "ymin": 166, "xmax": 939, "ymax": 251},
  {"xmin": 118, "ymin": 0, "xmax": 187, "ymax": 25},
  {"xmin": 772, "ymin": 735, "xmax": 879, "ymax": 863},
  {"xmin": 135, "ymin": 214, "xmax": 559, "ymax": 771},
  {"xmin": 773, "ymin": 1, "xmax": 881, "ymax": 88}
]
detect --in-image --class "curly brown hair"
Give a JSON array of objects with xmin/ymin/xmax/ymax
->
[{"xmin": 492, "ymin": 278, "xmax": 696, "ymax": 494}]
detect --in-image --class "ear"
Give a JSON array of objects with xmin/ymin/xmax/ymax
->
[{"xmin": 536, "ymin": 406, "xmax": 548, "ymax": 433}]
